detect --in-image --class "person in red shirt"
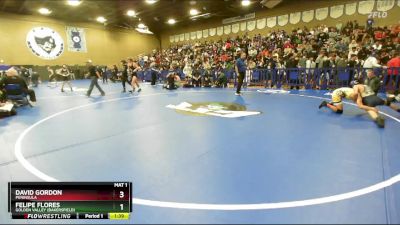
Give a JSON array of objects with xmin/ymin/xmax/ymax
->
[{"xmin": 386, "ymin": 52, "xmax": 400, "ymax": 94}]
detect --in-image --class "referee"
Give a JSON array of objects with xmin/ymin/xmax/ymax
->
[
  {"xmin": 86, "ymin": 60, "xmax": 105, "ymax": 97},
  {"xmin": 235, "ymin": 52, "xmax": 247, "ymax": 95}
]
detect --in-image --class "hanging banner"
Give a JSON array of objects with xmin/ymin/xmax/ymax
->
[
  {"xmin": 224, "ymin": 25, "xmax": 231, "ymax": 34},
  {"xmin": 185, "ymin": 33, "xmax": 190, "ymax": 41},
  {"xmin": 217, "ymin": 26, "xmax": 224, "ymax": 36},
  {"xmin": 170, "ymin": 36, "xmax": 174, "ymax": 43},
  {"xmin": 316, "ymin": 7, "xmax": 329, "ymax": 21},
  {"xmin": 190, "ymin": 32, "xmax": 196, "ymax": 40},
  {"xmin": 345, "ymin": 2, "xmax": 357, "ymax": 15},
  {"xmin": 330, "ymin": 5, "xmax": 344, "ymax": 19},
  {"xmin": 256, "ymin": 18, "xmax": 266, "ymax": 29},
  {"xmin": 267, "ymin": 17, "xmax": 276, "ymax": 28},
  {"xmin": 196, "ymin": 30, "xmax": 202, "ymax": 39},
  {"xmin": 377, "ymin": 0, "xmax": 395, "ymax": 11},
  {"xmin": 247, "ymin": 20, "xmax": 256, "ymax": 31},
  {"xmin": 240, "ymin": 22, "xmax": 247, "ymax": 31},
  {"xmin": 203, "ymin": 29, "xmax": 209, "ymax": 38},
  {"xmin": 398, "ymin": 0, "xmax": 400, "ymax": 7},
  {"xmin": 26, "ymin": 27, "xmax": 64, "ymax": 60},
  {"xmin": 209, "ymin": 28, "xmax": 216, "ymax": 36},
  {"xmin": 302, "ymin": 10, "xmax": 314, "ymax": 23},
  {"xmin": 232, "ymin": 23, "xmax": 240, "ymax": 33},
  {"xmin": 289, "ymin": 12, "xmax": 301, "ymax": 24},
  {"xmin": 179, "ymin": 34, "xmax": 184, "ymax": 42},
  {"xmin": 358, "ymin": 0, "xmax": 375, "ymax": 15},
  {"xmin": 277, "ymin": 14, "xmax": 289, "ymax": 26},
  {"xmin": 174, "ymin": 35, "xmax": 180, "ymax": 43},
  {"xmin": 66, "ymin": 26, "xmax": 87, "ymax": 53}
]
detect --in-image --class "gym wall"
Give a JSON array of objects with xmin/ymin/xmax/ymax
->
[
  {"xmin": 0, "ymin": 12, "xmax": 160, "ymax": 66},
  {"xmin": 160, "ymin": 0, "xmax": 400, "ymax": 49}
]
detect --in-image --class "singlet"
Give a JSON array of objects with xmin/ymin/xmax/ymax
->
[
  {"xmin": 361, "ymin": 85, "xmax": 375, "ymax": 98},
  {"xmin": 332, "ymin": 87, "xmax": 354, "ymax": 103}
]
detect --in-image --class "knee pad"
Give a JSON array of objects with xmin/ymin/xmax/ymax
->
[{"xmin": 336, "ymin": 109, "xmax": 343, "ymax": 114}]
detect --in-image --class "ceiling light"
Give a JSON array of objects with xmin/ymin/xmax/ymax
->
[
  {"xmin": 127, "ymin": 10, "xmax": 136, "ymax": 17},
  {"xmin": 241, "ymin": 0, "xmax": 251, "ymax": 6},
  {"xmin": 138, "ymin": 23, "xmax": 146, "ymax": 29},
  {"xmin": 145, "ymin": 0, "xmax": 157, "ymax": 4},
  {"xmin": 136, "ymin": 27, "xmax": 153, "ymax": 34},
  {"xmin": 38, "ymin": 8, "xmax": 52, "ymax": 15},
  {"xmin": 67, "ymin": 0, "xmax": 81, "ymax": 6},
  {"xmin": 167, "ymin": 18, "xmax": 176, "ymax": 24},
  {"xmin": 189, "ymin": 9, "xmax": 199, "ymax": 16},
  {"xmin": 96, "ymin": 16, "xmax": 107, "ymax": 23}
]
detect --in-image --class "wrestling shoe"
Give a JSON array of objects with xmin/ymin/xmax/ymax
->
[
  {"xmin": 375, "ymin": 117, "xmax": 385, "ymax": 128},
  {"xmin": 319, "ymin": 101, "xmax": 328, "ymax": 109},
  {"xmin": 235, "ymin": 92, "xmax": 241, "ymax": 96},
  {"xmin": 28, "ymin": 100, "xmax": 36, "ymax": 107}
]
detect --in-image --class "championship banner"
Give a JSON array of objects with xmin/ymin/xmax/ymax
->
[
  {"xmin": 345, "ymin": 2, "xmax": 357, "ymax": 15},
  {"xmin": 170, "ymin": 35, "xmax": 174, "ymax": 43},
  {"xmin": 217, "ymin": 26, "xmax": 224, "ymax": 36},
  {"xmin": 209, "ymin": 28, "xmax": 216, "ymax": 36},
  {"xmin": 190, "ymin": 32, "xmax": 196, "ymax": 40},
  {"xmin": 66, "ymin": 26, "xmax": 87, "ymax": 52},
  {"xmin": 196, "ymin": 30, "xmax": 202, "ymax": 39},
  {"xmin": 179, "ymin": 34, "xmax": 185, "ymax": 42},
  {"xmin": 289, "ymin": 12, "xmax": 301, "ymax": 24},
  {"xmin": 185, "ymin": 33, "xmax": 190, "ymax": 41},
  {"xmin": 330, "ymin": 5, "xmax": 344, "ymax": 19},
  {"xmin": 267, "ymin": 17, "xmax": 276, "ymax": 28},
  {"xmin": 203, "ymin": 29, "xmax": 209, "ymax": 38},
  {"xmin": 247, "ymin": 20, "xmax": 256, "ymax": 31},
  {"xmin": 316, "ymin": 7, "xmax": 328, "ymax": 21},
  {"xmin": 224, "ymin": 25, "xmax": 231, "ymax": 35},
  {"xmin": 240, "ymin": 22, "xmax": 247, "ymax": 31},
  {"xmin": 302, "ymin": 10, "xmax": 314, "ymax": 23},
  {"xmin": 277, "ymin": 14, "xmax": 288, "ymax": 26},
  {"xmin": 376, "ymin": 0, "xmax": 395, "ymax": 11},
  {"xmin": 232, "ymin": 23, "xmax": 240, "ymax": 33},
  {"xmin": 256, "ymin": 18, "xmax": 266, "ymax": 29},
  {"xmin": 358, "ymin": 0, "xmax": 375, "ymax": 15}
]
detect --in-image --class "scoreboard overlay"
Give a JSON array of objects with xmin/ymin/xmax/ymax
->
[{"xmin": 8, "ymin": 182, "xmax": 132, "ymax": 220}]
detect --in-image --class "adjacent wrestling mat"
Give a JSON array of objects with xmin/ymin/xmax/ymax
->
[{"xmin": 1, "ymin": 80, "xmax": 399, "ymax": 224}]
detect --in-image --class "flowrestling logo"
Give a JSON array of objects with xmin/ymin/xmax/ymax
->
[
  {"xmin": 166, "ymin": 102, "xmax": 261, "ymax": 118},
  {"xmin": 26, "ymin": 27, "xmax": 64, "ymax": 60}
]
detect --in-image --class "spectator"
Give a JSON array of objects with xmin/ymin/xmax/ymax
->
[
  {"xmin": 0, "ymin": 67, "xmax": 36, "ymax": 106},
  {"xmin": 386, "ymin": 51, "xmax": 400, "ymax": 93}
]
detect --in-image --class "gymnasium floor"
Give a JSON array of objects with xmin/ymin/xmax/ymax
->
[{"xmin": 1, "ymin": 80, "xmax": 400, "ymax": 224}]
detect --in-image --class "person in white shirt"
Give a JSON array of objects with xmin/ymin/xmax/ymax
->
[
  {"xmin": 348, "ymin": 46, "xmax": 359, "ymax": 60},
  {"xmin": 363, "ymin": 53, "xmax": 382, "ymax": 69},
  {"xmin": 183, "ymin": 62, "xmax": 193, "ymax": 79},
  {"xmin": 348, "ymin": 39, "xmax": 358, "ymax": 50},
  {"xmin": 372, "ymin": 41, "xmax": 382, "ymax": 51}
]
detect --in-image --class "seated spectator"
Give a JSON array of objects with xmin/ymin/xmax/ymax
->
[
  {"xmin": 192, "ymin": 65, "xmax": 202, "ymax": 87},
  {"xmin": 0, "ymin": 67, "xmax": 37, "ymax": 106},
  {"xmin": 348, "ymin": 39, "xmax": 358, "ymax": 50},
  {"xmin": 203, "ymin": 71, "xmax": 212, "ymax": 88},
  {"xmin": 215, "ymin": 66, "xmax": 227, "ymax": 88}
]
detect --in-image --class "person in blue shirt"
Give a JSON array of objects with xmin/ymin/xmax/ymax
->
[{"xmin": 235, "ymin": 52, "xmax": 247, "ymax": 95}]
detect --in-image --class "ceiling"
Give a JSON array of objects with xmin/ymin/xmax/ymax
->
[{"xmin": 0, "ymin": 0, "xmax": 284, "ymax": 35}]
